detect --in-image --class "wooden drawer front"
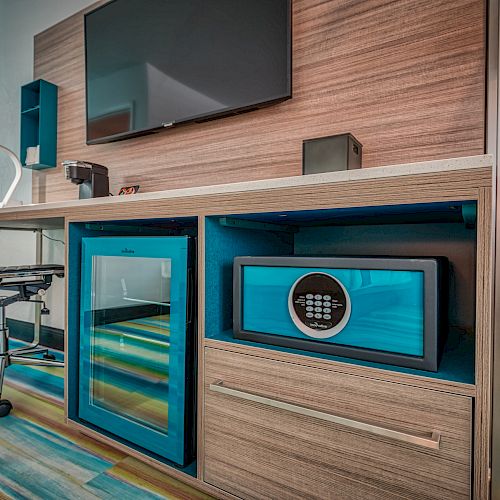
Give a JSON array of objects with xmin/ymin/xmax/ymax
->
[{"xmin": 204, "ymin": 348, "xmax": 472, "ymax": 500}]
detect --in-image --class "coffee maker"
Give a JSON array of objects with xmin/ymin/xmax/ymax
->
[{"xmin": 63, "ymin": 160, "xmax": 109, "ymax": 199}]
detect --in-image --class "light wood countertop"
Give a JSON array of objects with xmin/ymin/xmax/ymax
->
[
  {"xmin": 0, "ymin": 154, "xmax": 492, "ymax": 217},
  {"xmin": 0, "ymin": 154, "xmax": 493, "ymax": 229}
]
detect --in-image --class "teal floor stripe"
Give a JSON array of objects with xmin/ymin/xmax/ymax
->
[
  {"xmin": 82, "ymin": 473, "xmax": 165, "ymax": 499},
  {"xmin": 0, "ymin": 410, "xmax": 176, "ymax": 499}
]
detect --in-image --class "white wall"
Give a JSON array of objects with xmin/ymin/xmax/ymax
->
[{"xmin": 0, "ymin": 0, "xmax": 95, "ymax": 329}]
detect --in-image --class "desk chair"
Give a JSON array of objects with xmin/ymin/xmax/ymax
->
[{"xmin": 0, "ymin": 264, "xmax": 64, "ymax": 417}]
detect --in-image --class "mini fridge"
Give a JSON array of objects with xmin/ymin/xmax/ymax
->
[{"xmin": 78, "ymin": 236, "xmax": 196, "ymax": 466}]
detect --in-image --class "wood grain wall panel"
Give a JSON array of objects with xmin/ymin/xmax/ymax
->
[{"xmin": 33, "ymin": 0, "xmax": 485, "ymax": 203}]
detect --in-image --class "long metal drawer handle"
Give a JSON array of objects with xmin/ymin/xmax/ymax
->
[{"xmin": 210, "ymin": 380, "xmax": 441, "ymax": 450}]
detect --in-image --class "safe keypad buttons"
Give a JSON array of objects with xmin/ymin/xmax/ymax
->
[{"xmin": 289, "ymin": 272, "xmax": 351, "ymax": 338}]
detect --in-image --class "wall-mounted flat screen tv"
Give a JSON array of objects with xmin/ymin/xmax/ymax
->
[{"xmin": 85, "ymin": 0, "xmax": 292, "ymax": 144}]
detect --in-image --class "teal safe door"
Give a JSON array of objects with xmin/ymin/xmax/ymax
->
[
  {"xmin": 233, "ymin": 256, "xmax": 444, "ymax": 371},
  {"xmin": 79, "ymin": 236, "xmax": 193, "ymax": 465}
]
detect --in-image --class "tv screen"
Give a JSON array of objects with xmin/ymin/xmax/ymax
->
[{"xmin": 85, "ymin": 0, "xmax": 291, "ymax": 144}]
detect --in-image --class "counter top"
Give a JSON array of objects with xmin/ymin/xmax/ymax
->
[
  {"xmin": 0, "ymin": 154, "xmax": 493, "ymax": 228},
  {"xmin": 1, "ymin": 154, "xmax": 494, "ymax": 213}
]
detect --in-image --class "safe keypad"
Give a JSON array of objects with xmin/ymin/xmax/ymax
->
[{"xmin": 290, "ymin": 273, "xmax": 349, "ymax": 335}]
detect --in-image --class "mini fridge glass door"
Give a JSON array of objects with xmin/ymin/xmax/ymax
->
[{"xmin": 79, "ymin": 236, "xmax": 190, "ymax": 465}]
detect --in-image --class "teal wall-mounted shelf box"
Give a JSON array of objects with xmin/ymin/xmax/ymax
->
[{"xmin": 20, "ymin": 79, "xmax": 58, "ymax": 170}]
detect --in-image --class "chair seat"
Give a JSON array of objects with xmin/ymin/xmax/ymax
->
[{"xmin": 0, "ymin": 264, "xmax": 64, "ymax": 279}]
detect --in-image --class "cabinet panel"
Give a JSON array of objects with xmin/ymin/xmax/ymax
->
[{"xmin": 204, "ymin": 347, "xmax": 472, "ymax": 499}]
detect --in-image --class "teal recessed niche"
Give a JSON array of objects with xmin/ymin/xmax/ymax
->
[{"xmin": 204, "ymin": 201, "xmax": 477, "ymax": 386}]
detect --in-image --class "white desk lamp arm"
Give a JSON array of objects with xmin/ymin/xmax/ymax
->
[{"xmin": 0, "ymin": 145, "xmax": 22, "ymax": 209}]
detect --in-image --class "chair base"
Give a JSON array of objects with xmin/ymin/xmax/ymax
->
[
  {"xmin": 0, "ymin": 266, "xmax": 65, "ymax": 416},
  {"xmin": 0, "ymin": 344, "xmax": 64, "ymax": 417}
]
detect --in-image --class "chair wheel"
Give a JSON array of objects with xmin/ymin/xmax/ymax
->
[
  {"xmin": 43, "ymin": 353, "xmax": 56, "ymax": 361},
  {"xmin": 0, "ymin": 400, "xmax": 13, "ymax": 417}
]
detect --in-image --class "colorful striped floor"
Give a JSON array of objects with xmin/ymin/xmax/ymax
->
[{"xmin": 0, "ymin": 341, "xmax": 213, "ymax": 500}]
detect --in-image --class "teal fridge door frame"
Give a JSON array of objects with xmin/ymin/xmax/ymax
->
[{"xmin": 79, "ymin": 236, "xmax": 189, "ymax": 465}]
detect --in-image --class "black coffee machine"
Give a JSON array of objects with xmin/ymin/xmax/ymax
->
[{"xmin": 63, "ymin": 160, "xmax": 110, "ymax": 199}]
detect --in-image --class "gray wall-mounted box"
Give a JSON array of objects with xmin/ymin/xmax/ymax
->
[{"xmin": 303, "ymin": 133, "xmax": 362, "ymax": 175}]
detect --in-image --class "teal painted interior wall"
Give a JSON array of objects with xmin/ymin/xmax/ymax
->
[{"xmin": 295, "ymin": 222, "xmax": 476, "ymax": 332}]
